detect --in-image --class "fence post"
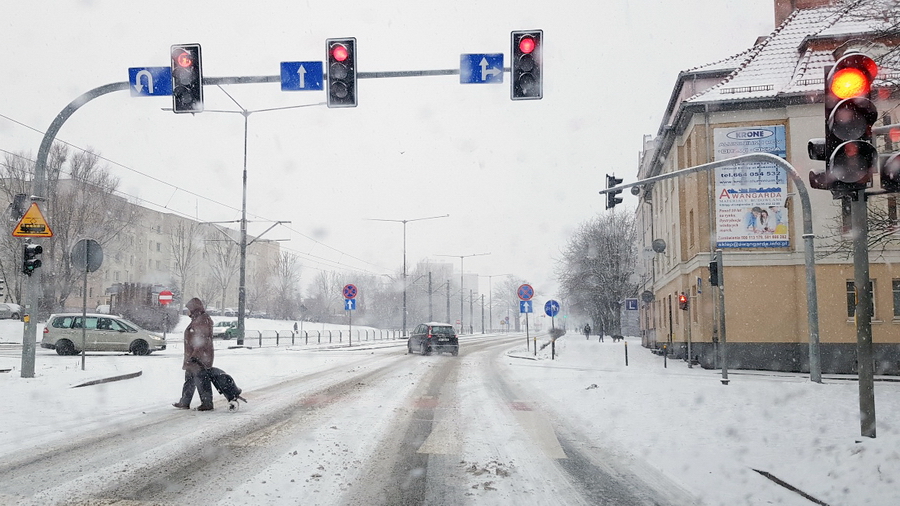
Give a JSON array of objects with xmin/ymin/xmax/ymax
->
[
  {"xmin": 258, "ymin": 331, "xmax": 262, "ymax": 347},
  {"xmin": 276, "ymin": 331, "xmax": 280, "ymax": 346}
]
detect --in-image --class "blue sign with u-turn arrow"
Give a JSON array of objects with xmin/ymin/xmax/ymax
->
[{"xmin": 128, "ymin": 67, "xmax": 172, "ymax": 96}]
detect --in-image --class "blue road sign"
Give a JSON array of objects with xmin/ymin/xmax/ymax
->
[
  {"xmin": 460, "ymin": 53, "xmax": 504, "ymax": 84},
  {"xmin": 128, "ymin": 67, "xmax": 172, "ymax": 96},
  {"xmin": 519, "ymin": 300, "xmax": 533, "ymax": 313},
  {"xmin": 281, "ymin": 61, "xmax": 324, "ymax": 91},
  {"xmin": 342, "ymin": 284, "xmax": 358, "ymax": 299},
  {"xmin": 544, "ymin": 300, "xmax": 560, "ymax": 317},
  {"xmin": 345, "ymin": 298, "xmax": 356, "ymax": 310},
  {"xmin": 625, "ymin": 298, "xmax": 638, "ymax": 311}
]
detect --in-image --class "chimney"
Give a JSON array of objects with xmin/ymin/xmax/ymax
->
[{"xmin": 775, "ymin": 0, "xmax": 839, "ymax": 27}]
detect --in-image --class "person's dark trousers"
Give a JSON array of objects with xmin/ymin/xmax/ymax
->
[{"xmin": 179, "ymin": 370, "xmax": 213, "ymax": 406}]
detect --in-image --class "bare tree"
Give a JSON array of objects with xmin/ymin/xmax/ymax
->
[
  {"xmin": 269, "ymin": 251, "xmax": 302, "ymax": 319},
  {"xmin": 305, "ymin": 270, "xmax": 345, "ymax": 323},
  {"xmin": 557, "ymin": 211, "xmax": 639, "ymax": 337},
  {"xmin": 167, "ymin": 220, "xmax": 203, "ymax": 303},
  {"xmin": 205, "ymin": 228, "xmax": 240, "ymax": 313}
]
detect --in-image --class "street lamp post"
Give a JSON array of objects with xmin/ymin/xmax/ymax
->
[
  {"xmin": 202, "ymin": 87, "xmax": 317, "ymax": 345},
  {"xmin": 368, "ymin": 214, "xmax": 448, "ymax": 337},
  {"xmin": 480, "ymin": 273, "xmax": 509, "ymax": 332},
  {"xmin": 437, "ymin": 253, "xmax": 489, "ymax": 335}
]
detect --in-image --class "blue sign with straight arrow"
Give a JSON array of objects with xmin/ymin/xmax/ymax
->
[
  {"xmin": 281, "ymin": 61, "xmax": 324, "ymax": 91},
  {"xmin": 460, "ymin": 53, "xmax": 503, "ymax": 84}
]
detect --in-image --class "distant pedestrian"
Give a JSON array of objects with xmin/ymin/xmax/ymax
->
[
  {"xmin": 583, "ymin": 324, "xmax": 591, "ymax": 340},
  {"xmin": 293, "ymin": 322, "xmax": 298, "ymax": 332},
  {"xmin": 173, "ymin": 297, "xmax": 215, "ymax": 411}
]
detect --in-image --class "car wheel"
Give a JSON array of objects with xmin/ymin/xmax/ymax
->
[
  {"xmin": 11, "ymin": 313, "xmax": 19, "ymax": 320},
  {"xmin": 130, "ymin": 340, "xmax": 150, "ymax": 356},
  {"xmin": 451, "ymin": 349, "xmax": 459, "ymax": 356},
  {"xmin": 423, "ymin": 344, "xmax": 432, "ymax": 356},
  {"xmin": 55, "ymin": 339, "xmax": 76, "ymax": 356},
  {"xmin": 407, "ymin": 341, "xmax": 413, "ymax": 354}
]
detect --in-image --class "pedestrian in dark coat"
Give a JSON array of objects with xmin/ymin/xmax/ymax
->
[{"xmin": 173, "ymin": 297, "xmax": 215, "ymax": 411}]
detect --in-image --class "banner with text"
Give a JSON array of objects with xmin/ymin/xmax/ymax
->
[{"xmin": 714, "ymin": 126, "xmax": 788, "ymax": 248}]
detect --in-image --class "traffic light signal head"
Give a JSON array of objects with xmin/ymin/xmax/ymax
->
[
  {"xmin": 511, "ymin": 30, "xmax": 542, "ymax": 100},
  {"xmin": 326, "ymin": 38, "xmax": 357, "ymax": 108},
  {"xmin": 808, "ymin": 52, "xmax": 879, "ymax": 192},
  {"xmin": 605, "ymin": 174, "xmax": 623, "ymax": 210},
  {"xmin": 23, "ymin": 243, "xmax": 43, "ymax": 276},
  {"xmin": 678, "ymin": 293, "xmax": 689, "ymax": 311},
  {"xmin": 708, "ymin": 261, "xmax": 720, "ymax": 287},
  {"xmin": 883, "ymin": 153, "xmax": 900, "ymax": 192},
  {"xmin": 171, "ymin": 44, "xmax": 203, "ymax": 113}
]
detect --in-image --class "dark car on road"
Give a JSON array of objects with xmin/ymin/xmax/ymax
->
[{"xmin": 408, "ymin": 322, "xmax": 458, "ymax": 356}]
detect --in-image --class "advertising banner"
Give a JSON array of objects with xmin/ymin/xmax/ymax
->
[{"xmin": 714, "ymin": 126, "xmax": 789, "ymax": 248}]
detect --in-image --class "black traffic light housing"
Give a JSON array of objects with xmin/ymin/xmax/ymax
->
[
  {"xmin": 808, "ymin": 52, "xmax": 878, "ymax": 192},
  {"xmin": 511, "ymin": 30, "xmax": 542, "ymax": 100},
  {"xmin": 606, "ymin": 174, "xmax": 623, "ymax": 209},
  {"xmin": 678, "ymin": 293, "xmax": 689, "ymax": 311},
  {"xmin": 23, "ymin": 243, "xmax": 43, "ymax": 276},
  {"xmin": 326, "ymin": 38, "xmax": 357, "ymax": 108},
  {"xmin": 171, "ymin": 44, "xmax": 203, "ymax": 113},
  {"xmin": 708, "ymin": 261, "xmax": 720, "ymax": 287}
]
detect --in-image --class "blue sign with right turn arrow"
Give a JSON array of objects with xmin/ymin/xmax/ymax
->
[{"xmin": 460, "ymin": 53, "xmax": 503, "ymax": 84}]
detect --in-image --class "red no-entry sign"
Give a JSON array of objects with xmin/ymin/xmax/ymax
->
[{"xmin": 158, "ymin": 290, "xmax": 174, "ymax": 305}]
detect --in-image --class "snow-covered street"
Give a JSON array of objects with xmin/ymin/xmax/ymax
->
[{"xmin": 1, "ymin": 318, "xmax": 898, "ymax": 505}]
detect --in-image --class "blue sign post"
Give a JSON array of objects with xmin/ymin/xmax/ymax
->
[
  {"xmin": 280, "ymin": 61, "xmax": 324, "ymax": 91},
  {"xmin": 128, "ymin": 67, "xmax": 172, "ymax": 96},
  {"xmin": 460, "ymin": 54, "xmax": 504, "ymax": 84}
]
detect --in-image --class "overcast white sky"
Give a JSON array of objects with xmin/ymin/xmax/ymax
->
[{"xmin": 0, "ymin": 0, "xmax": 774, "ymax": 298}]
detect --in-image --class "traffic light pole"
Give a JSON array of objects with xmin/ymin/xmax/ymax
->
[
  {"xmin": 849, "ymin": 191, "xmax": 876, "ymax": 438},
  {"xmin": 598, "ymin": 153, "xmax": 822, "ymax": 384}
]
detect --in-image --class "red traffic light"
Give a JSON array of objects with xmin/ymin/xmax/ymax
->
[
  {"xmin": 518, "ymin": 36, "xmax": 536, "ymax": 55},
  {"xmin": 331, "ymin": 44, "xmax": 349, "ymax": 62},
  {"xmin": 175, "ymin": 51, "xmax": 193, "ymax": 68}
]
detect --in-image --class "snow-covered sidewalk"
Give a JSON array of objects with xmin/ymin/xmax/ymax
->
[{"xmin": 503, "ymin": 334, "xmax": 900, "ymax": 506}]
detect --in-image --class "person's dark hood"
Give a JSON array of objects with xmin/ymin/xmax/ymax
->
[{"xmin": 186, "ymin": 297, "xmax": 206, "ymax": 318}]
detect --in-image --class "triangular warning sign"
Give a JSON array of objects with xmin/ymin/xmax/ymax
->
[{"xmin": 13, "ymin": 202, "xmax": 53, "ymax": 237}]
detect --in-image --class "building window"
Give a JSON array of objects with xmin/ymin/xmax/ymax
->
[
  {"xmin": 156, "ymin": 242, "xmax": 161, "ymax": 252},
  {"xmin": 846, "ymin": 280, "xmax": 875, "ymax": 319},
  {"xmin": 893, "ymin": 279, "xmax": 900, "ymax": 319}
]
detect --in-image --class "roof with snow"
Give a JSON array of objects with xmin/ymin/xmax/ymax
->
[{"xmin": 687, "ymin": 1, "xmax": 900, "ymax": 104}]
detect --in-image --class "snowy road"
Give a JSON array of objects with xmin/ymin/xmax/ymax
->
[{"xmin": 0, "ymin": 333, "xmax": 691, "ymax": 505}]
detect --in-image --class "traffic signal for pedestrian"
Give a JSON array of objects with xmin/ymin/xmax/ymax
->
[
  {"xmin": 326, "ymin": 38, "xmax": 357, "ymax": 108},
  {"xmin": 23, "ymin": 243, "xmax": 43, "ymax": 276},
  {"xmin": 606, "ymin": 174, "xmax": 623, "ymax": 209},
  {"xmin": 171, "ymin": 44, "xmax": 203, "ymax": 113},
  {"xmin": 511, "ymin": 30, "xmax": 542, "ymax": 100},
  {"xmin": 678, "ymin": 293, "xmax": 689, "ymax": 311},
  {"xmin": 808, "ymin": 52, "xmax": 878, "ymax": 192}
]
